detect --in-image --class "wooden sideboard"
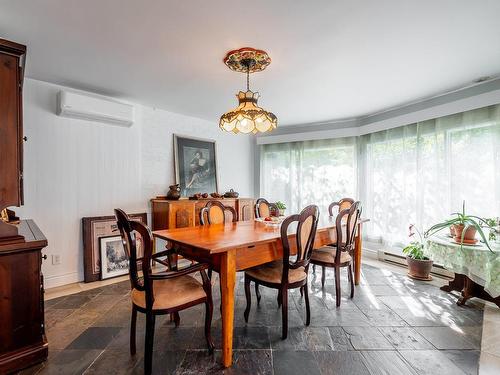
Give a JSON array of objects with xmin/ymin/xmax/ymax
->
[
  {"xmin": 150, "ymin": 198, "xmax": 255, "ymax": 230},
  {"xmin": 0, "ymin": 220, "xmax": 48, "ymax": 373}
]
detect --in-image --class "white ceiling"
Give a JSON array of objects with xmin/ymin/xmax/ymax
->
[{"xmin": 1, "ymin": 0, "xmax": 500, "ymax": 126}]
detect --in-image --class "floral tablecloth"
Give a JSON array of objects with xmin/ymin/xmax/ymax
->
[{"xmin": 425, "ymin": 235, "xmax": 500, "ymax": 298}]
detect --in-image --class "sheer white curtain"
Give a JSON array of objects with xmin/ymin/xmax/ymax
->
[
  {"xmin": 260, "ymin": 137, "xmax": 357, "ymax": 216},
  {"xmin": 260, "ymin": 105, "xmax": 500, "ymax": 251},
  {"xmin": 359, "ymin": 105, "xmax": 500, "ymax": 246}
]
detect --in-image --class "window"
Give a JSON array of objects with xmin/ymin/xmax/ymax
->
[{"xmin": 260, "ymin": 105, "xmax": 500, "ymax": 253}]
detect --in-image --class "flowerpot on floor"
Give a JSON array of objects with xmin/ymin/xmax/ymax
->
[
  {"xmin": 406, "ymin": 256, "xmax": 433, "ymax": 281},
  {"xmin": 453, "ymin": 224, "xmax": 477, "ymax": 244},
  {"xmin": 279, "ymin": 209, "xmax": 285, "ymax": 216},
  {"xmin": 449, "ymin": 224, "xmax": 456, "ymax": 237}
]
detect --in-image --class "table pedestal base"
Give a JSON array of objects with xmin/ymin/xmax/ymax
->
[{"xmin": 441, "ymin": 273, "xmax": 500, "ymax": 308}]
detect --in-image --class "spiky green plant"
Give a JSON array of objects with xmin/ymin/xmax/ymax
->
[
  {"xmin": 403, "ymin": 225, "xmax": 428, "ymax": 260},
  {"xmin": 424, "ymin": 201, "xmax": 493, "ymax": 252}
]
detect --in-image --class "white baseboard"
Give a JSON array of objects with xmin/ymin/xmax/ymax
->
[{"xmin": 44, "ymin": 271, "xmax": 80, "ymax": 289}]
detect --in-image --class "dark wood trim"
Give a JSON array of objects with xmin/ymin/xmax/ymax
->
[{"xmin": 0, "ymin": 339, "xmax": 48, "ymax": 374}]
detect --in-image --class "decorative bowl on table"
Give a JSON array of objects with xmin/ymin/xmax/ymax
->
[{"xmin": 255, "ymin": 216, "xmax": 285, "ymax": 227}]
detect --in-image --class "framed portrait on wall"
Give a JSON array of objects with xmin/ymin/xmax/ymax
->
[
  {"xmin": 99, "ymin": 235, "xmax": 129, "ymax": 280},
  {"xmin": 173, "ymin": 135, "xmax": 219, "ymax": 196}
]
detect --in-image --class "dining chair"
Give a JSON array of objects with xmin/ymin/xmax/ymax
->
[
  {"xmin": 313, "ymin": 197, "xmax": 355, "ymax": 274},
  {"xmin": 200, "ymin": 201, "xmax": 237, "ymax": 280},
  {"xmin": 310, "ymin": 201, "xmax": 361, "ymax": 307},
  {"xmin": 114, "ymin": 209, "xmax": 214, "ymax": 375},
  {"xmin": 243, "ymin": 205, "xmax": 320, "ymax": 339},
  {"xmin": 200, "ymin": 200, "xmax": 237, "ymax": 225},
  {"xmin": 255, "ymin": 198, "xmax": 278, "ymax": 218},
  {"xmin": 329, "ymin": 197, "xmax": 355, "ymax": 216}
]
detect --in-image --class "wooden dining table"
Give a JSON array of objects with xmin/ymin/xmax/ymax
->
[{"xmin": 153, "ymin": 216, "xmax": 366, "ymax": 367}]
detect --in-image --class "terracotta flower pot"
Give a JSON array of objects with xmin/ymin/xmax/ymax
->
[
  {"xmin": 449, "ymin": 225, "xmax": 456, "ymax": 237},
  {"xmin": 453, "ymin": 224, "xmax": 477, "ymax": 243},
  {"xmin": 406, "ymin": 256, "xmax": 433, "ymax": 281}
]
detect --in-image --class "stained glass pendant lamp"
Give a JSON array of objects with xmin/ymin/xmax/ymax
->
[{"xmin": 219, "ymin": 47, "xmax": 277, "ymax": 134}]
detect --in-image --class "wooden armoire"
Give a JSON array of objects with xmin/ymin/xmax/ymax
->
[{"xmin": 0, "ymin": 38, "xmax": 49, "ymax": 373}]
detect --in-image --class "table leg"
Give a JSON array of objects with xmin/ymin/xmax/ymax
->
[
  {"xmin": 220, "ymin": 249, "xmax": 236, "ymax": 368},
  {"xmin": 440, "ymin": 273, "xmax": 465, "ymax": 293},
  {"xmin": 354, "ymin": 223, "xmax": 363, "ymax": 285}
]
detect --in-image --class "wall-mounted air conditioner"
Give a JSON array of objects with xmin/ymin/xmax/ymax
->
[{"xmin": 57, "ymin": 90, "xmax": 134, "ymax": 126}]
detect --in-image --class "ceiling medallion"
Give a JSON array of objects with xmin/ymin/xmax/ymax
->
[{"xmin": 219, "ymin": 47, "xmax": 277, "ymax": 134}]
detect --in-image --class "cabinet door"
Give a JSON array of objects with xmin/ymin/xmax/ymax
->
[
  {"xmin": 0, "ymin": 250, "xmax": 43, "ymax": 354},
  {"xmin": 0, "ymin": 52, "xmax": 21, "ymax": 209}
]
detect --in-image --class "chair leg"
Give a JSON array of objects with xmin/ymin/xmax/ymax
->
[
  {"xmin": 281, "ymin": 288, "xmax": 288, "ymax": 340},
  {"xmin": 130, "ymin": 305, "xmax": 137, "ymax": 356},
  {"xmin": 244, "ymin": 275, "xmax": 251, "ymax": 323},
  {"xmin": 348, "ymin": 264, "xmax": 355, "ymax": 298},
  {"xmin": 277, "ymin": 290, "xmax": 282, "ymax": 308},
  {"xmin": 321, "ymin": 266, "xmax": 326, "ymax": 289},
  {"xmin": 334, "ymin": 267, "xmax": 341, "ymax": 307},
  {"xmin": 208, "ymin": 268, "xmax": 213, "ymax": 280},
  {"xmin": 173, "ymin": 312, "xmax": 180, "ymax": 327},
  {"xmin": 204, "ymin": 300, "xmax": 214, "ymax": 353},
  {"xmin": 300, "ymin": 286, "xmax": 304, "ymax": 298},
  {"xmin": 304, "ymin": 283, "xmax": 311, "ymax": 326},
  {"xmin": 144, "ymin": 313, "xmax": 156, "ymax": 375},
  {"xmin": 313, "ymin": 264, "xmax": 316, "ymax": 273},
  {"xmin": 255, "ymin": 283, "xmax": 261, "ymax": 305}
]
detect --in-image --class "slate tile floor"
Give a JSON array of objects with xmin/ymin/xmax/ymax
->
[{"xmin": 18, "ymin": 264, "xmax": 484, "ymax": 375}]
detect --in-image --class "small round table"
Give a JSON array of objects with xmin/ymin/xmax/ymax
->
[{"xmin": 425, "ymin": 235, "xmax": 500, "ymax": 307}]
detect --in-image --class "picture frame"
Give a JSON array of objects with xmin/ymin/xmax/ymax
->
[
  {"xmin": 173, "ymin": 134, "xmax": 219, "ymax": 197},
  {"xmin": 99, "ymin": 235, "xmax": 129, "ymax": 280},
  {"xmin": 82, "ymin": 212, "xmax": 147, "ymax": 282}
]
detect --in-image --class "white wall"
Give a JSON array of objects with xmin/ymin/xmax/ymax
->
[{"xmin": 17, "ymin": 79, "xmax": 254, "ymax": 288}]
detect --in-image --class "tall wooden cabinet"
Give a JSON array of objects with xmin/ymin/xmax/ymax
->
[
  {"xmin": 0, "ymin": 38, "xmax": 25, "ymax": 242},
  {"xmin": 0, "ymin": 38, "xmax": 48, "ymax": 373}
]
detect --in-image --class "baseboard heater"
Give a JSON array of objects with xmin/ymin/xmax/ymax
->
[{"xmin": 378, "ymin": 251, "xmax": 453, "ymax": 279}]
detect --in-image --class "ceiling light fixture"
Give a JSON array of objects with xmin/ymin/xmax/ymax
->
[{"xmin": 219, "ymin": 47, "xmax": 277, "ymax": 134}]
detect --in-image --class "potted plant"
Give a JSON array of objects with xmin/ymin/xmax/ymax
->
[
  {"xmin": 403, "ymin": 225, "xmax": 433, "ymax": 281},
  {"xmin": 275, "ymin": 201, "xmax": 286, "ymax": 216},
  {"xmin": 424, "ymin": 201, "xmax": 493, "ymax": 251}
]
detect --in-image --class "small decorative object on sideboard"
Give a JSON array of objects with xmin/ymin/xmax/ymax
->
[
  {"xmin": 424, "ymin": 201, "xmax": 493, "ymax": 251},
  {"xmin": 404, "ymin": 224, "xmax": 433, "ymax": 281},
  {"xmin": 210, "ymin": 192, "xmax": 223, "ymax": 198},
  {"xmin": 275, "ymin": 201, "xmax": 286, "ymax": 216},
  {"xmin": 224, "ymin": 189, "xmax": 239, "ymax": 198},
  {"xmin": 166, "ymin": 184, "xmax": 181, "ymax": 200}
]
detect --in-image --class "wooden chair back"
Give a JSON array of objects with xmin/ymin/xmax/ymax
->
[
  {"xmin": 200, "ymin": 200, "xmax": 237, "ymax": 225},
  {"xmin": 328, "ymin": 197, "xmax": 355, "ymax": 216},
  {"xmin": 280, "ymin": 205, "xmax": 320, "ymax": 284},
  {"xmin": 115, "ymin": 208, "xmax": 154, "ymax": 303},
  {"xmin": 255, "ymin": 198, "xmax": 278, "ymax": 218},
  {"xmin": 334, "ymin": 201, "xmax": 361, "ymax": 263}
]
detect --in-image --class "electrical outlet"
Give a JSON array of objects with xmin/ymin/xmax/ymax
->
[{"xmin": 51, "ymin": 254, "xmax": 61, "ymax": 265}]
